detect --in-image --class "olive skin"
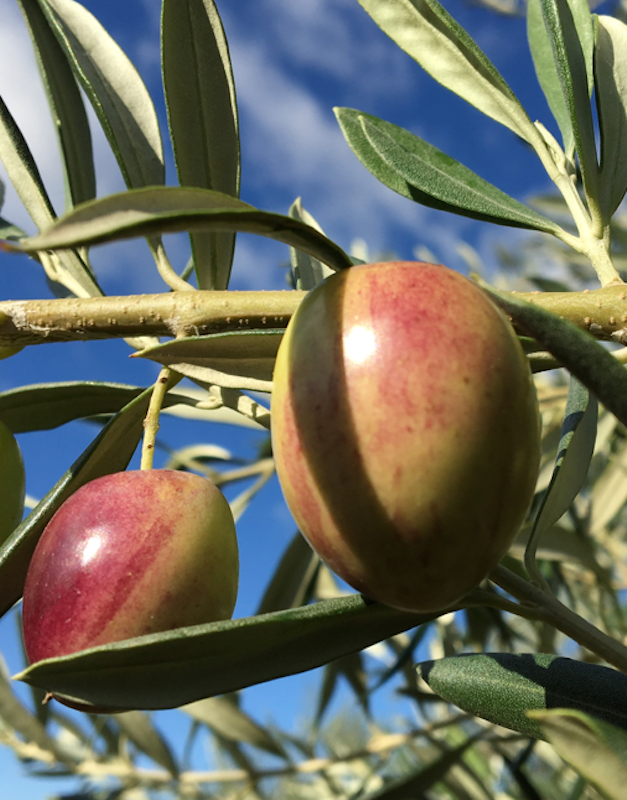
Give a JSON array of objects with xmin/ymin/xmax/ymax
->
[
  {"xmin": 271, "ymin": 262, "xmax": 541, "ymax": 612},
  {"xmin": 22, "ymin": 469, "xmax": 238, "ymax": 710}
]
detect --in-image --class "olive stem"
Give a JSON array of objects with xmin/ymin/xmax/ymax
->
[
  {"xmin": 490, "ymin": 564, "xmax": 627, "ymax": 673},
  {"xmin": 141, "ymin": 368, "xmax": 183, "ymax": 471}
]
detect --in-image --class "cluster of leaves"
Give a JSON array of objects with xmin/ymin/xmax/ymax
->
[{"xmin": 3, "ymin": 0, "xmax": 627, "ymax": 798}]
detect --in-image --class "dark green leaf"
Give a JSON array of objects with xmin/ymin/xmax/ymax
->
[
  {"xmin": 0, "ymin": 382, "xmax": 144, "ymax": 432},
  {"xmin": 0, "ymin": 92, "xmax": 56, "ymax": 229},
  {"xmin": 539, "ymin": 0, "xmax": 598, "ymax": 200},
  {"xmin": 162, "ymin": 0, "xmax": 240, "ymax": 289},
  {"xmin": 18, "ymin": 0, "xmax": 95, "ymax": 208},
  {"xmin": 529, "ymin": 708, "xmax": 627, "ymax": 799},
  {"xmin": 529, "ymin": 377, "xmax": 597, "ymax": 544},
  {"xmin": 355, "ymin": 0, "xmax": 538, "ymax": 144},
  {"xmin": 483, "ymin": 285, "xmax": 627, "ymax": 428},
  {"xmin": 595, "ymin": 16, "xmax": 627, "ymax": 218},
  {"xmin": 528, "ymin": 0, "xmax": 574, "ymax": 155},
  {"xmin": 17, "ymin": 187, "xmax": 352, "ymax": 272},
  {"xmin": 417, "ymin": 653, "xmax": 627, "ymax": 739},
  {"xmin": 134, "ymin": 329, "xmax": 283, "ymax": 392},
  {"xmin": 0, "ymin": 381, "xmax": 204, "ymax": 433},
  {"xmin": 357, "ymin": 113, "xmax": 560, "ymax": 232},
  {"xmin": 41, "ymin": 0, "xmax": 164, "ymax": 189},
  {"xmin": 0, "ymin": 387, "xmax": 152, "ymax": 618},
  {"xmin": 15, "ymin": 596, "xmax": 437, "ymax": 711},
  {"xmin": 256, "ymin": 532, "xmax": 320, "ymax": 614}
]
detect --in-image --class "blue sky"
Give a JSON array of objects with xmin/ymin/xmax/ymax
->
[{"xmin": 0, "ymin": 0, "xmax": 577, "ymax": 795}]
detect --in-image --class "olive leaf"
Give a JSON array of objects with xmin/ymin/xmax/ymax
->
[
  {"xmin": 15, "ymin": 187, "xmax": 352, "ymax": 273},
  {"xmin": 162, "ymin": 0, "xmax": 240, "ymax": 290},
  {"xmin": 595, "ymin": 15, "xmax": 627, "ymax": 219},
  {"xmin": 134, "ymin": 330, "xmax": 283, "ymax": 393},
  {"xmin": 417, "ymin": 653, "xmax": 627, "ymax": 739},
  {"xmin": 0, "ymin": 93, "xmax": 56, "ymax": 231},
  {"xmin": 483, "ymin": 285, "xmax": 627, "ymax": 427},
  {"xmin": 17, "ymin": 0, "xmax": 95, "ymax": 209},
  {"xmin": 525, "ymin": 377, "xmax": 597, "ymax": 568},
  {"xmin": 40, "ymin": 0, "xmax": 164, "ymax": 189},
  {"xmin": 537, "ymin": 0, "xmax": 598, "ymax": 201},
  {"xmin": 14, "ymin": 595, "xmax": 440, "ymax": 711},
  {"xmin": 352, "ymin": 112, "xmax": 561, "ymax": 233},
  {"xmin": 355, "ymin": 0, "xmax": 539, "ymax": 145},
  {"xmin": 528, "ymin": 708, "xmax": 627, "ymax": 799}
]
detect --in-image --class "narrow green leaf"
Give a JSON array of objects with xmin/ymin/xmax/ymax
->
[
  {"xmin": 358, "ymin": 113, "xmax": 560, "ymax": 232},
  {"xmin": 483, "ymin": 285, "xmax": 627, "ymax": 428},
  {"xmin": 0, "ymin": 97, "xmax": 101, "ymax": 294},
  {"xmin": 16, "ymin": 187, "xmax": 352, "ymax": 272},
  {"xmin": 0, "ymin": 382, "xmax": 144, "ymax": 432},
  {"xmin": 0, "ymin": 381, "xmax": 208, "ymax": 433},
  {"xmin": 40, "ymin": 0, "xmax": 164, "ymax": 189},
  {"xmin": 539, "ymin": 0, "xmax": 598, "ymax": 200},
  {"xmin": 18, "ymin": 0, "xmax": 95, "ymax": 208},
  {"xmin": 134, "ymin": 330, "xmax": 283, "ymax": 392},
  {"xmin": 182, "ymin": 696, "xmax": 285, "ymax": 758},
  {"xmin": 256, "ymin": 532, "xmax": 320, "ymax": 614},
  {"xmin": 355, "ymin": 0, "xmax": 538, "ymax": 144},
  {"xmin": 116, "ymin": 711, "xmax": 178, "ymax": 776},
  {"xmin": 15, "ymin": 596, "xmax": 437, "ymax": 711},
  {"xmin": 162, "ymin": 0, "xmax": 239, "ymax": 290},
  {"xmin": 288, "ymin": 199, "xmax": 334, "ymax": 290},
  {"xmin": 417, "ymin": 653, "xmax": 627, "ymax": 739},
  {"xmin": 0, "ymin": 387, "xmax": 152, "ymax": 618},
  {"xmin": 529, "ymin": 709, "xmax": 627, "ymax": 799},
  {"xmin": 595, "ymin": 15, "xmax": 627, "ymax": 218},
  {"xmin": 528, "ymin": 0, "xmax": 574, "ymax": 156},
  {"xmin": 0, "ymin": 93, "xmax": 56, "ymax": 230},
  {"xmin": 529, "ymin": 377, "xmax": 597, "ymax": 540}
]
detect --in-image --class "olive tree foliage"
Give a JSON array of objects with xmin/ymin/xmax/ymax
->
[{"xmin": 1, "ymin": 0, "xmax": 627, "ymax": 797}]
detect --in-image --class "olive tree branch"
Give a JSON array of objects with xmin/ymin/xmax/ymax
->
[
  {"xmin": 3, "ymin": 286, "xmax": 627, "ymax": 348},
  {"xmin": 490, "ymin": 564, "xmax": 627, "ymax": 673}
]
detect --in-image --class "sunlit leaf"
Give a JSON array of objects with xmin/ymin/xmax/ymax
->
[
  {"xmin": 355, "ymin": 0, "xmax": 539, "ymax": 144},
  {"xmin": 162, "ymin": 0, "xmax": 239, "ymax": 289},
  {"xmin": 18, "ymin": 0, "xmax": 95, "ymax": 208},
  {"xmin": 0, "ymin": 93, "xmax": 56, "ymax": 230},
  {"xmin": 529, "ymin": 708, "xmax": 627, "ymax": 799},
  {"xmin": 41, "ymin": 0, "xmax": 164, "ymax": 189},
  {"xmin": 288, "ymin": 199, "xmax": 334, "ymax": 290}
]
